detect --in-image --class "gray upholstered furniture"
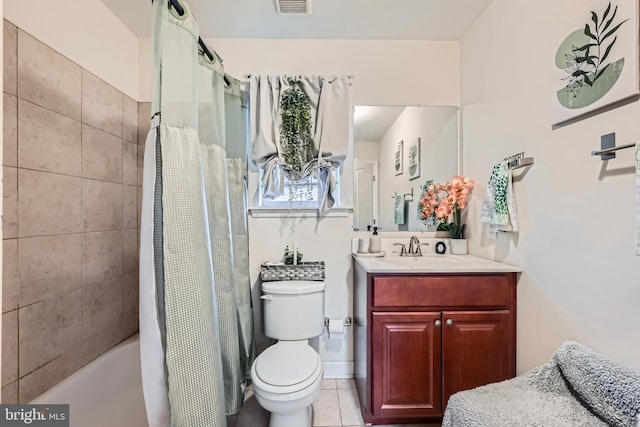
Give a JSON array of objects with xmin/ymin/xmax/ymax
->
[{"xmin": 443, "ymin": 342, "xmax": 640, "ymax": 427}]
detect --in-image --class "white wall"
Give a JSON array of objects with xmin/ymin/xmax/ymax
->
[
  {"xmin": 138, "ymin": 38, "xmax": 459, "ymax": 105},
  {"xmin": 353, "ymin": 140, "xmax": 379, "ymax": 162},
  {"xmin": 461, "ymin": 0, "xmax": 640, "ymax": 373},
  {"xmin": 4, "ymin": 0, "xmax": 140, "ymax": 99},
  {"xmin": 377, "ymin": 106, "xmax": 458, "ymax": 231}
]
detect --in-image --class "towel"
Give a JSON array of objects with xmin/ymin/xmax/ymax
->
[
  {"xmin": 636, "ymin": 142, "xmax": 640, "ymax": 256},
  {"xmin": 394, "ymin": 194, "xmax": 405, "ymax": 225},
  {"xmin": 480, "ymin": 161, "xmax": 519, "ymax": 236}
]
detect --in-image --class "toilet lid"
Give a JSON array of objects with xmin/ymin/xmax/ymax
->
[{"xmin": 255, "ymin": 343, "xmax": 320, "ymax": 387}]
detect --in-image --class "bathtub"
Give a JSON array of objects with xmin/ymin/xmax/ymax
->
[{"xmin": 32, "ymin": 334, "xmax": 149, "ymax": 427}]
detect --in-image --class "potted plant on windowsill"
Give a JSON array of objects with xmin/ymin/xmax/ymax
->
[
  {"xmin": 279, "ymin": 85, "xmax": 317, "ymax": 203},
  {"xmin": 418, "ymin": 176, "xmax": 475, "ymax": 254}
]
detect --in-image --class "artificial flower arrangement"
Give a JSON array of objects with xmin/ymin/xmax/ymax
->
[{"xmin": 418, "ymin": 176, "xmax": 475, "ymax": 239}]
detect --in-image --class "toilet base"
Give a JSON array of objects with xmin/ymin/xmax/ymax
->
[{"xmin": 269, "ymin": 404, "xmax": 312, "ymax": 427}]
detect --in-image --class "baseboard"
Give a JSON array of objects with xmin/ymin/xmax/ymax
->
[{"xmin": 322, "ymin": 361, "xmax": 354, "ymax": 379}]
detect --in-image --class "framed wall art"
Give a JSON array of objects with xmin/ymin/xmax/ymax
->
[
  {"xmin": 395, "ymin": 140, "xmax": 403, "ymax": 175},
  {"xmin": 550, "ymin": 0, "xmax": 639, "ymax": 125},
  {"xmin": 408, "ymin": 138, "xmax": 421, "ymax": 180}
]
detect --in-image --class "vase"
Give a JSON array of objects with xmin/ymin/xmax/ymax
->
[{"xmin": 449, "ymin": 238, "xmax": 468, "ymax": 255}]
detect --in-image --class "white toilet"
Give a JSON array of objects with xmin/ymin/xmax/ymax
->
[{"xmin": 250, "ymin": 280, "xmax": 325, "ymax": 427}]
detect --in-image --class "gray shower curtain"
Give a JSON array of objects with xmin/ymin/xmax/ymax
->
[{"xmin": 139, "ymin": 1, "xmax": 254, "ymax": 426}]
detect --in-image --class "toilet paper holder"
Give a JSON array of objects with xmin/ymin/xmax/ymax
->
[{"xmin": 324, "ymin": 317, "xmax": 352, "ymax": 327}]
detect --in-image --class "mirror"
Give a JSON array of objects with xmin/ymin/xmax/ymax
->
[{"xmin": 353, "ymin": 105, "xmax": 459, "ymax": 232}]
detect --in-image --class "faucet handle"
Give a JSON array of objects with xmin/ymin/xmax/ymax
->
[
  {"xmin": 417, "ymin": 242, "xmax": 430, "ymax": 256},
  {"xmin": 393, "ymin": 243, "xmax": 407, "ymax": 256}
]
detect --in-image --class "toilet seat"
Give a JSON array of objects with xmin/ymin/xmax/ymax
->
[{"xmin": 253, "ymin": 342, "xmax": 322, "ymax": 395}]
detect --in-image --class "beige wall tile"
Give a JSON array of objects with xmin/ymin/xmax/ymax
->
[
  {"xmin": 82, "ymin": 274, "xmax": 124, "ymax": 363},
  {"xmin": 2, "ymin": 310, "xmax": 18, "ymax": 386},
  {"xmin": 123, "ymin": 95, "xmax": 138, "ymax": 143},
  {"xmin": 137, "ymin": 144, "xmax": 145, "ymax": 186},
  {"xmin": 3, "ymin": 94, "xmax": 17, "ymax": 167},
  {"xmin": 19, "ymin": 234, "xmax": 82, "ymax": 307},
  {"xmin": 123, "ymin": 185, "xmax": 137, "ymax": 231},
  {"xmin": 3, "ymin": 166, "xmax": 18, "ymax": 239},
  {"xmin": 82, "ymin": 125, "xmax": 123, "ymax": 183},
  {"xmin": 1, "ymin": 381, "xmax": 18, "ymax": 404},
  {"xmin": 19, "ymin": 290, "xmax": 82, "ymax": 376},
  {"xmin": 82, "ymin": 276, "xmax": 124, "ymax": 342},
  {"xmin": 123, "ymin": 141, "xmax": 137, "ymax": 186},
  {"xmin": 83, "ymin": 230, "xmax": 123, "ymax": 285},
  {"xmin": 18, "ymin": 169, "xmax": 82, "ymax": 237},
  {"xmin": 138, "ymin": 102, "xmax": 152, "ymax": 145},
  {"xmin": 123, "ymin": 228, "xmax": 138, "ymax": 274},
  {"xmin": 124, "ymin": 311, "xmax": 139, "ymax": 339},
  {"xmin": 82, "ymin": 179, "xmax": 123, "ymax": 232},
  {"xmin": 17, "ymin": 30, "xmax": 81, "ymax": 120},
  {"xmin": 18, "ymin": 344, "xmax": 82, "ymax": 403},
  {"xmin": 3, "ymin": 239, "xmax": 18, "ymax": 313},
  {"xmin": 83, "ymin": 321, "xmax": 123, "ymax": 365},
  {"xmin": 137, "ymin": 185, "xmax": 142, "ymax": 230},
  {"xmin": 18, "ymin": 99, "xmax": 82, "ymax": 176},
  {"xmin": 4, "ymin": 20, "xmax": 17, "ymax": 96},
  {"xmin": 123, "ymin": 272, "xmax": 139, "ymax": 314},
  {"xmin": 82, "ymin": 70, "xmax": 123, "ymax": 137}
]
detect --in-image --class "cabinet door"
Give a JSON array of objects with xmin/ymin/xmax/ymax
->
[
  {"xmin": 372, "ymin": 312, "xmax": 442, "ymax": 418},
  {"xmin": 442, "ymin": 310, "xmax": 512, "ymax": 407}
]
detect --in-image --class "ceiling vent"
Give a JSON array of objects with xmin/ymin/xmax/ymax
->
[{"xmin": 274, "ymin": 0, "xmax": 311, "ymax": 14}]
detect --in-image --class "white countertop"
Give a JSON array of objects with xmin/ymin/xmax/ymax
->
[{"xmin": 352, "ymin": 253, "xmax": 522, "ymax": 273}]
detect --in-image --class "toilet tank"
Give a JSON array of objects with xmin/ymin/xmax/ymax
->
[{"xmin": 261, "ymin": 280, "xmax": 325, "ymax": 340}]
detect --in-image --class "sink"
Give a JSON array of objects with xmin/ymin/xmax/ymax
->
[{"xmin": 379, "ymin": 254, "xmax": 465, "ymax": 267}]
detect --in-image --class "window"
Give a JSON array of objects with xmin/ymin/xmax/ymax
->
[{"xmin": 259, "ymin": 168, "xmax": 341, "ymax": 209}]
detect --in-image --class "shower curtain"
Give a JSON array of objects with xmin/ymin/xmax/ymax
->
[{"xmin": 139, "ymin": 1, "xmax": 254, "ymax": 426}]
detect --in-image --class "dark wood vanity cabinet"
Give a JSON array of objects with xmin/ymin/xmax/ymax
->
[{"xmin": 353, "ymin": 265, "xmax": 518, "ymax": 425}]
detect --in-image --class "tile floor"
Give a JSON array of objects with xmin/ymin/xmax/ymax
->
[{"xmin": 227, "ymin": 378, "xmax": 441, "ymax": 427}]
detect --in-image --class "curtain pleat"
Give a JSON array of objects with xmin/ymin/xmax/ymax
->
[
  {"xmin": 225, "ymin": 84, "xmax": 256, "ymax": 377},
  {"xmin": 140, "ymin": 0, "xmax": 253, "ymax": 425}
]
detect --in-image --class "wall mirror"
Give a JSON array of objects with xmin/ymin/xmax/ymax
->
[{"xmin": 353, "ymin": 105, "xmax": 459, "ymax": 232}]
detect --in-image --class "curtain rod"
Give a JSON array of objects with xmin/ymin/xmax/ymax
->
[
  {"xmin": 151, "ymin": 0, "xmax": 230, "ymax": 86},
  {"xmin": 244, "ymin": 74, "xmax": 354, "ymax": 79}
]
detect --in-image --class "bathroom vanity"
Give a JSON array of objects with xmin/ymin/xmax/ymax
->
[{"xmin": 352, "ymin": 252, "xmax": 521, "ymax": 425}]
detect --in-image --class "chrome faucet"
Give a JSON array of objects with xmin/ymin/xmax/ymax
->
[{"xmin": 406, "ymin": 236, "xmax": 429, "ymax": 256}]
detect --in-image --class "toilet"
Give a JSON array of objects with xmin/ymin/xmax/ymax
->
[{"xmin": 250, "ymin": 280, "xmax": 325, "ymax": 427}]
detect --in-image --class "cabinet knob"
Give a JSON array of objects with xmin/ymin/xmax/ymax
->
[
  {"xmin": 446, "ymin": 319, "xmax": 453, "ymax": 326},
  {"xmin": 434, "ymin": 320, "xmax": 441, "ymax": 327}
]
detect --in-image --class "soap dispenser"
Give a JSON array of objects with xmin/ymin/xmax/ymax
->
[{"xmin": 369, "ymin": 226, "xmax": 381, "ymax": 253}]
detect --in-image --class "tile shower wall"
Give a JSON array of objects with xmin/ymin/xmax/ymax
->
[{"xmin": 1, "ymin": 20, "xmax": 147, "ymax": 403}]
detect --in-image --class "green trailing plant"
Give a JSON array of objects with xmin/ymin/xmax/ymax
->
[
  {"xmin": 280, "ymin": 86, "xmax": 314, "ymax": 177},
  {"xmin": 280, "ymin": 86, "xmax": 316, "ymax": 203},
  {"xmin": 283, "ymin": 245, "xmax": 303, "ymax": 265},
  {"xmin": 566, "ymin": 2, "xmax": 628, "ymax": 87}
]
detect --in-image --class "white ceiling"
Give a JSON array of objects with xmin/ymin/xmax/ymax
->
[
  {"xmin": 353, "ymin": 106, "xmax": 405, "ymax": 142},
  {"xmin": 100, "ymin": 0, "xmax": 493, "ymax": 40}
]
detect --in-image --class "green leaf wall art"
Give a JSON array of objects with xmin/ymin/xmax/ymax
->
[
  {"xmin": 551, "ymin": 0, "xmax": 639, "ymax": 125},
  {"xmin": 408, "ymin": 138, "xmax": 420, "ymax": 180}
]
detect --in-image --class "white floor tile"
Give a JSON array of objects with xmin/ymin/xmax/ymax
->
[
  {"xmin": 312, "ymin": 389, "xmax": 342, "ymax": 426},
  {"xmin": 336, "ymin": 378, "xmax": 356, "ymax": 389},
  {"xmin": 337, "ymin": 388, "xmax": 363, "ymax": 426},
  {"xmin": 321, "ymin": 379, "xmax": 337, "ymax": 389}
]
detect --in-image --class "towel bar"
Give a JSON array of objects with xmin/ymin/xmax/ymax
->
[
  {"xmin": 504, "ymin": 152, "xmax": 534, "ymax": 170},
  {"xmin": 591, "ymin": 133, "xmax": 636, "ymax": 160}
]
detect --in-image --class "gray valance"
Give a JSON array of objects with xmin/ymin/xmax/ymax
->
[{"xmin": 249, "ymin": 75, "xmax": 350, "ymax": 215}]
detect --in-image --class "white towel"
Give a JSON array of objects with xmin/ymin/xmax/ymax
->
[
  {"xmin": 394, "ymin": 194, "xmax": 405, "ymax": 225},
  {"xmin": 636, "ymin": 142, "xmax": 640, "ymax": 256},
  {"xmin": 480, "ymin": 161, "xmax": 519, "ymax": 237}
]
